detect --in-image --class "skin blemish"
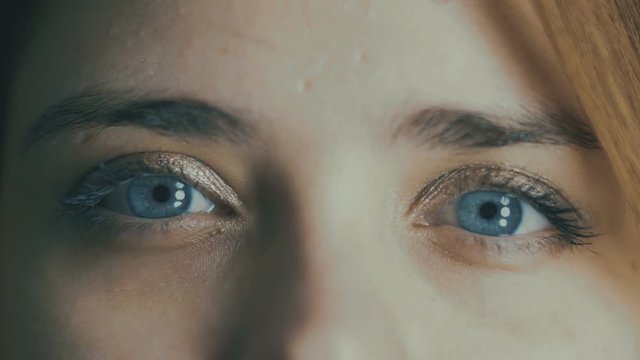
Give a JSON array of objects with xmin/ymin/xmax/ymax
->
[
  {"xmin": 302, "ymin": 0, "xmax": 311, "ymax": 28},
  {"xmin": 630, "ymin": 261, "xmax": 637, "ymax": 272},
  {"xmin": 218, "ymin": 45, "xmax": 230, "ymax": 56},
  {"xmin": 353, "ymin": 51, "xmax": 369, "ymax": 64},
  {"xmin": 296, "ymin": 79, "xmax": 314, "ymax": 93}
]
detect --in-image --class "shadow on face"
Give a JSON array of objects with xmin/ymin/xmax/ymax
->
[{"xmin": 2, "ymin": 0, "xmax": 640, "ymax": 359}]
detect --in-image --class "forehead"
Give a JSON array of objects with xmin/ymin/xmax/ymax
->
[{"xmin": 11, "ymin": 0, "xmax": 551, "ymax": 143}]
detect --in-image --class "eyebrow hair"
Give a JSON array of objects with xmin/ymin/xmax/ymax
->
[
  {"xmin": 396, "ymin": 107, "xmax": 600, "ymax": 149},
  {"xmin": 24, "ymin": 89, "xmax": 254, "ymax": 149},
  {"xmin": 25, "ymin": 90, "xmax": 600, "ymax": 151}
]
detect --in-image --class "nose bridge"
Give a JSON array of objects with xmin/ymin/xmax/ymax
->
[
  {"xmin": 210, "ymin": 168, "xmax": 307, "ymax": 360},
  {"xmin": 301, "ymin": 146, "xmax": 389, "ymax": 300},
  {"xmin": 213, "ymin": 145, "xmax": 406, "ymax": 359},
  {"xmin": 287, "ymin": 146, "xmax": 406, "ymax": 359}
]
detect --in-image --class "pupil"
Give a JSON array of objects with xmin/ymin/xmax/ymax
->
[
  {"xmin": 151, "ymin": 185, "xmax": 172, "ymax": 203},
  {"xmin": 478, "ymin": 202, "xmax": 498, "ymax": 220}
]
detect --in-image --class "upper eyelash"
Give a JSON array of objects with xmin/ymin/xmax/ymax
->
[
  {"xmin": 63, "ymin": 168, "xmax": 143, "ymax": 209},
  {"xmin": 410, "ymin": 164, "xmax": 596, "ymax": 246},
  {"xmin": 475, "ymin": 171, "xmax": 595, "ymax": 245},
  {"xmin": 515, "ymin": 188, "xmax": 596, "ymax": 246},
  {"xmin": 62, "ymin": 164, "xmax": 184, "ymax": 215},
  {"xmin": 64, "ymin": 157, "xmax": 595, "ymax": 250},
  {"xmin": 60, "ymin": 152, "xmax": 242, "ymax": 219}
]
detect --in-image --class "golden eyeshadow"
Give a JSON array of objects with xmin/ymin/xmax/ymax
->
[
  {"xmin": 64, "ymin": 152, "xmax": 243, "ymax": 213},
  {"xmin": 410, "ymin": 164, "xmax": 573, "ymax": 219},
  {"xmin": 60, "ymin": 152, "xmax": 247, "ymax": 250},
  {"xmin": 408, "ymin": 163, "xmax": 594, "ymax": 252}
]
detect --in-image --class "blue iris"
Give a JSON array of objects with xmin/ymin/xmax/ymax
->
[
  {"xmin": 127, "ymin": 176, "xmax": 193, "ymax": 218},
  {"xmin": 456, "ymin": 191, "xmax": 523, "ymax": 236}
]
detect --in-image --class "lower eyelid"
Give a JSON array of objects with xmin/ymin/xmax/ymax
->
[
  {"xmin": 411, "ymin": 222, "xmax": 572, "ymax": 270},
  {"xmin": 63, "ymin": 206, "xmax": 245, "ymax": 251}
]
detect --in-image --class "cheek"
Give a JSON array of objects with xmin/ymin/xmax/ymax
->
[
  {"xmin": 35, "ymin": 239, "xmax": 237, "ymax": 358},
  {"xmin": 399, "ymin": 266, "xmax": 638, "ymax": 358},
  {"xmin": 481, "ymin": 272, "xmax": 637, "ymax": 356}
]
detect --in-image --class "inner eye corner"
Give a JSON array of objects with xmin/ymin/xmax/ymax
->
[{"xmin": 217, "ymin": 204, "xmax": 240, "ymax": 218}]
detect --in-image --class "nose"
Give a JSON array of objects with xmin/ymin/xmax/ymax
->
[
  {"xmin": 286, "ymin": 151, "xmax": 406, "ymax": 360},
  {"xmin": 212, "ymin": 149, "xmax": 406, "ymax": 360}
]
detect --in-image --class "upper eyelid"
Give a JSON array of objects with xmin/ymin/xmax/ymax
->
[
  {"xmin": 407, "ymin": 163, "xmax": 596, "ymax": 242},
  {"xmin": 407, "ymin": 164, "xmax": 583, "ymax": 222},
  {"xmin": 63, "ymin": 152, "xmax": 243, "ymax": 213},
  {"xmin": 411, "ymin": 164, "xmax": 570, "ymax": 206}
]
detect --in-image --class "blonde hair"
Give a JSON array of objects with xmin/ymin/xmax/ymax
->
[{"xmin": 531, "ymin": 0, "xmax": 640, "ymax": 220}]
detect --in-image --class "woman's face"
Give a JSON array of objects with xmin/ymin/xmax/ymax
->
[{"xmin": 3, "ymin": 0, "xmax": 640, "ymax": 358}]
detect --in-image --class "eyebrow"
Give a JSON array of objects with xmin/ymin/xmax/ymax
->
[
  {"xmin": 24, "ymin": 89, "xmax": 254, "ymax": 149},
  {"xmin": 26, "ymin": 90, "xmax": 600, "ymax": 151},
  {"xmin": 396, "ymin": 107, "xmax": 600, "ymax": 149}
]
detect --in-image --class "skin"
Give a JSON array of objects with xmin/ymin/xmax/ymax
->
[{"xmin": 2, "ymin": 0, "xmax": 640, "ymax": 358}]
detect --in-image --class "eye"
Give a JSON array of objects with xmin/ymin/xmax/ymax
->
[
  {"xmin": 62, "ymin": 153, "xmax": 246, "ymax": 249},
  {"xmin": 408, "ymin": 165, "xmax": 593, "ymax": 267},
  {"xmin": 100, "ymin": 175, "xmax": 215, "ymax": 219},
  {"xmin": 453, "ymin": 191, "xmax": 551, "ymax": 237}
]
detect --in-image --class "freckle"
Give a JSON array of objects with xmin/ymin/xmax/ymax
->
[
  {"xmin": 297, "ymin": 79, "xmax": 313, "ymax": 93},
  {"xmin": 630, "ymin": 261, "xmax": 637, "ymax": 272},
  {"xmin": 353, "ymin": 51, "xmax": 369, "ymax": 64}
]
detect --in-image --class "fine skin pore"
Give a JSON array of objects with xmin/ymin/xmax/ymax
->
[{"xmin": 2, "ymin": 0, "xmax": 640, "ymax": 359}]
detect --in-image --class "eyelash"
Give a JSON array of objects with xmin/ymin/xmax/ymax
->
[
  {"xmin": 409, "ymin": 164, "xmax": 596, "ymax": 249},
  {"xmin": 59, "ymin": 152, "xmax": 240, "ymax": 235},
  {"xmin": 61, "ymin": 154, "xmax": 594, "ymax": 259},
  {"xmin": 510, "ymin": 186, "xmax": 593, "ymax": 246}
]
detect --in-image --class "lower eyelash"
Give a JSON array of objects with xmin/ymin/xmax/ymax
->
[
  {"xmin": 416, "ymin": 223, "xmax": 594, "ymax": 270},
  {"xmin": 56, "ymin": 204, "xmax": 240, "ymax": 252},
  {"xmin": 474, "ymin": 232, "xmax": 574, "ymax": 256},
  {"xmin": 56, "ymin": 205, "xmax": 167, "ymax": 238}
]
